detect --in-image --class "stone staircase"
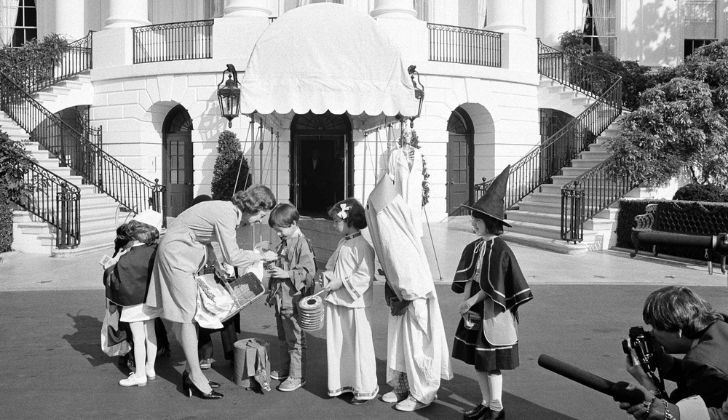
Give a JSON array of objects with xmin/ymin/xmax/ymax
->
[
  {"xmin": 2, "ymin": 112, "xmax": 124, "ymax": 257},
  {"xmin": 31, "ymin": 71, "xmax": 94, "ymax": 115},
  {"xmin": 537, "ymin": 76, "xmax": 595, "ymax": 116},
  {"xmin": 503, "ymin": 115, "xmax": 630, "ymax": 254}
]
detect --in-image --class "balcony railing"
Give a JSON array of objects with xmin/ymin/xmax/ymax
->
[
  {"xmin": 428, "ymin": 23, "xmax": 501, "ymax": 67},
  {"xmin": 561, "ymin": 157, "xmax": 639, "ymax": 243},
  {"xmin": 14, "ymin": 157, "xmax": 81, "ymax": 248},
  {"xmin": 133, "ymin": 20, "xmax": 213, "ymax": 64}
]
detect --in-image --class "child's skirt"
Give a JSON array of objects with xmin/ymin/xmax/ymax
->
[
  {"xmin": 451, "ymin": 317, "xmax": 519, "ymax": 372},
  {"xmin": 120, "ymin": 303, "xmax": 161, "ymax": 322}
]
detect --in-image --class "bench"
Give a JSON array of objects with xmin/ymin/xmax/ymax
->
[{"xmin": 630, "ymin": 201, "xmax": 728, "ymax": 277}]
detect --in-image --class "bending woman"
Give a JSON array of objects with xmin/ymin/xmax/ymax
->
[{"xmin": 146, "ymin": 184, "xmax": 276, "ymax": 399}]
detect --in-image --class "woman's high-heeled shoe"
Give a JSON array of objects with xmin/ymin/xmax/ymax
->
[{"xmin": 182, "ymin": 371, "xmax": 223, "ymax": 399}]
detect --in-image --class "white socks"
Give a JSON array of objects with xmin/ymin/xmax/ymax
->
[
  {"xmin": 475, "ymin": 371, "xmax": 490, "ymax": 406},
  {"xmin": 487, "ymin": 372, "xmax": 503, "ymax": 411}
]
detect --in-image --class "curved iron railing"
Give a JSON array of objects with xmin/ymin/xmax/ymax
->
[
  {"xmin": 13, "ymin": 31, "xmax": 93, "ymax": 94},
  {"xmin": 428, "ymin": 23, "xmax": 502, "ymax": 67},
  {"xmin": 14, "ymin": 157, "xmax": 81, "ymax": 248},
  {"xmin": 472, "ymin": 41, "xmax": 623, "ymax": 224},
  {"xmin": 538, "ymin": 39, "xmax": 621, "ymax": 103},
  {"xmin": 133, "ymin": 20, "xmax": 213, "ymax": 64},
  {"xmin": 561, "ymin": 157, "xmax": 639, "ymax": 243},
  {"xmin": 0, "ymin": 71, "xmax": 164, "ymax": 216}
]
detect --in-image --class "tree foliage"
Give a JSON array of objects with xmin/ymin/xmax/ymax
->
[
  {"xmin": 210, "ymin": 130, "xmax": 251, "ymax": 200},
  {"xmin": 0, "ymin": 33, "xmax": 69, "ymax": 89},
  {"xmin": 607, "ymin": 77, "xmax": 728, "ymax": 186}
]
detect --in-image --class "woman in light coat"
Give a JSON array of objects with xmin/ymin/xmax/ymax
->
[{"xmin": 147, "ymin": 184, "xmax": 276, "ymax": 399}]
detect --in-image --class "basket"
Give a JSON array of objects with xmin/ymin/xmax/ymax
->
[
  {"xmin": 298, "ymin": 293, "xmax": 325, "ymax": 332},
  {"xmin": 219, "ymin": 272, "xmax": 266, "ymax": 322}
]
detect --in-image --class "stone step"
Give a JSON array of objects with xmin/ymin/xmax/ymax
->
[
  {"xmin": 506, "ymin": 219, "xmax": 598, "ymax": 243},
  {"xmin": 507, "ymin": 209, "xmax": 563, "ymax": 227},
  {"xmin": 501, "ymin": 230, "xmax": 589, "ymax": 255},
  {"xmin": 571, "ymin": 159, "xmax": 604, "ymax": 169},
  {"xmin": 561, "ymin": 167, "xmax": 590, "ymax": 177}
]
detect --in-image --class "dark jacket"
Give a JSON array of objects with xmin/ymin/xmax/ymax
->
[
  {"xmin": 105, "ymin": 244, "xmax": 158, "ymax": 306},
  {"xmin": 660, "ymin": 317, "xmax": 728, "ymax": 408}
]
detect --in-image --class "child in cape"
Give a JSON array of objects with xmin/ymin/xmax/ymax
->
[
  {"xmin": 320, "ymin": 198, "xmax": 379, "ymax": 404},
  {"xmin": 451, "ymin": 166, "xmax": 533, "ymax": 420},
  {"xmin": 266, "ymin": 203, "xmax": 316, "ymax": 392}
]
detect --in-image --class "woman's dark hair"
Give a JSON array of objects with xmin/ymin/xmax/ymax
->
[
  {"xmin": 231, "ymin": 184, "xmax": 277, "ymax": 215},
  {"xmin": 328, "ymin": 198, "xmax": 367, "ymax": 230},
  {"xmin": 643, "ymin": 286, "xmax": 723, "ymax": 338},
  {"xmin": 113, "ymin": 223, "xmax": 133, "ymax": 256},
  {"xmin": 268, "ymin": 203, "xmax": 300, "ymax": 228},
  {"xmin": 192, "ymin": 194, "xmax": 212, "ymax": 206},
  {"xmin": 127, "ymin": 220, "xmax": 160, "ymax": 246},
  {"xmin": 473, "ymin": 211, "xmax": 504, "ymax": 235}
]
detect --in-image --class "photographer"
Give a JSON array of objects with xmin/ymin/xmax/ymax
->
[{"xmin": 620, "ymin": 286, "xmax": 728, "ymax": 418}]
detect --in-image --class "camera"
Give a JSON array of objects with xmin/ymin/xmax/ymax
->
[
  {"xmin": 622, "ymin": 326, "xmax": 667, "ymax": 398},
  {"xmin": 622, "ymin": 327, "xmax": 657, "ymax": 373}
]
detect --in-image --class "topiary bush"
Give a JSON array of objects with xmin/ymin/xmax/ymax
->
[
  {"xmin": 210, "ymin": 130, "xmax": 251, "ymax": 200},
  {"xmin": 673, "ymin": 184, "xmax": 728, "ymax": 202}
]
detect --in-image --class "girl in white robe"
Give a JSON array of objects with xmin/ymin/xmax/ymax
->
[{"xmin": 321, "ymin": 198, "xmax": 379, "ymax": 404}]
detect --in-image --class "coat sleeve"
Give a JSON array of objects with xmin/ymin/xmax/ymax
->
[
  {"xmin": 288, "ymin": 238, "xmax": 316, "ymax": 292},
  {"xmin": 340, "ymin": 244, "xmax": 374, "ymax": 302},
  {"xmin": 213, "ymin": 209, "xmax": 261, "ymax": 268}
]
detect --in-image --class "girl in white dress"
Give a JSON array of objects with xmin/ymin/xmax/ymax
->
[{"xmin": 321, "ymin": 198, "xmax": 379, "ymax": 404}]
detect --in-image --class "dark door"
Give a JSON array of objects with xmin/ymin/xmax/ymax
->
[
  {"xmin": 164, "ymin": 132, "xmax": 193, "ymax": 217},
  {"xmin": 447, "ymin": 108, "xmax": 474, "ymax": 214},
  {"xmin": 291, "ymin": 112, "xmax": 352, "ymax": 217}
]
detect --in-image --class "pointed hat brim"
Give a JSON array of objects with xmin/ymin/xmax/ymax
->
[
  {"xmin": 459, "ymin": 204, "xmax": 512, "ymax": 227},
  {"xmin": 459, "ymin": 165, "xmax": 512, "ymax": 227}
]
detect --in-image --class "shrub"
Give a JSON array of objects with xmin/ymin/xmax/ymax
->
[
  {"xmin": 0, "ymin": 131, "xmax": 35, "ymax": 252},
  {"xmin": 672, "ymin": 184, "xmax": 728, "ymax": 202},
  {"xmin": 210, "ymin": 130, "xmax": 251, "ymax": 200}
]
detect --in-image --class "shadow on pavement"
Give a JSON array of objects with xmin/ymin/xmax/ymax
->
[{"xmin": 62, "ymin": 311, "xmax": 110, "ymax": 368}]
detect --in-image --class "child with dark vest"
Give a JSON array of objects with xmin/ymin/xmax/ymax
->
[{"xmin": 265, "ymin": 203, "xmax": 316, "ymax": 392}]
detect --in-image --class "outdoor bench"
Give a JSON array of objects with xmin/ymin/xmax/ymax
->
[{"xmin": 630, "ymin": 201, "xmax": 728, "ymax": 277}]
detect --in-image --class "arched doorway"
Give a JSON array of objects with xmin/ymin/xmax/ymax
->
[
  {"xmin": 162, "ymin": 105, "xmax": 193, "ymax": 218},
  {"xmin": 447, "ymin": 107, "xmax": 474, "ymax": 214},
  {"xmin": 290, "ymin": 112, "xmax": 352, "ymax": 217}
]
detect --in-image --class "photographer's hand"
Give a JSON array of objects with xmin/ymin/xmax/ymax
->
[
  {"xmin": 626, "ymin": 347, "xmax": 660, "ymax": 393},
  {"xmin": 615, "ymin": 382, "xmax": 655, "ymax": 418}
]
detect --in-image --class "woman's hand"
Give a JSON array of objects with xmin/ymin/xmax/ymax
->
[
  {"xmin": 322, "ymin": 272, "xmax": 343, "ymax": 292},
  {"xmin": 267, "ymin": 266, "xmax": 289, "ymax": 279},
  {"xmin": 254, "ymin": 241, "xmax": 271, "ymax": 253},
  {"xmin": 260, "ymin": 250, "xmax": 278, "ymax": 262}
]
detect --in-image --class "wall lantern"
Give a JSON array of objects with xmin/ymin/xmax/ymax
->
[
  {"xmin": 408, "ymin": 65, "xmax": 425, "ymax": 121},
  {"xmin": 217, "ymin": 64, "xmax": 241, "ymax": 128}
]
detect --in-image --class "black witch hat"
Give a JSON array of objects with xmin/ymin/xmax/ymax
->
[{"xmin": 460, "ymin": 165, "xmax": 511, "ymax": 227}]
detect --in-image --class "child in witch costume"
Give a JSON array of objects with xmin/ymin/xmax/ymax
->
[{"xmin": 452, "ymin": 166, "xmax": 534, "ymax": 420}]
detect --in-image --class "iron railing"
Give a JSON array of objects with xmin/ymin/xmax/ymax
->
[
  {"xmin": 561, "ymin": 157, "xmax": 639, "ymax": 243},
  {"xmin": 133, "ymin": 20, "xmax": 213, "ymax": 64},
  {"xmin": 0, "ymin": 71, "xmax": 164, "ymax": 216},
  {"xmin": 428, "ymin": 23, "xmax": 502, "ymax": 67},
  {"xmin": 13, "ymin": 31, "xmax": 93, "ymax": 94},
  {"xmin": 538, "ymin": 39, "xmax": 621, "ymax": 103},
  {"xmin": 478, "ymin": 79, "xmax": 622, "ymax": 212},
  {"xmin": 14, "ymin": 157, "xmax": 81, "ymax": 248}
]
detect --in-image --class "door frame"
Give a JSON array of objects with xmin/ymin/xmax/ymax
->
[
  {"xmin": 162, "ymin": 105, "xmax": 194, "ymax": 218},
  {"xmin": 446, "ymin": 107, "xmax": 475, "ymax": 215},
  {"xmin": 290, "ymin": 112, "xmax": 353, "ymax": 215}
]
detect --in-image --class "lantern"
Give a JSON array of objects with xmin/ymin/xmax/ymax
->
[{"xmin": 217, "ymin": 64, "xmax": 241, "ymax": 128}]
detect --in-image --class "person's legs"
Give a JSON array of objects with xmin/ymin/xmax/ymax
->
[
  {"xmin": 175, "ymin": 322, "xmax": 212, "ymax": 394},
  {"xmin": 487, "ymin": 370, "xmax": 503, "ymax": 413},
  {"xmin": 144, "ymin": 319, "xmax": 158, "ymax": 378},
  {"xmin": 274, "ymin": 311, "xmax": 290, "ymax": 377},
  {"xmin": 120, "ymin": 321, "xmax": 147, "ymax": 386},
  {"xmin": 219, "ymin": 318, "xmax": 238, "ymax": 361},
  {"xmin": 198, "ymin": 327, "xmax": 214, "ymax": 364},
  {"xmin": 282, "ymin": 310, "xmax": 304, "ymax": 379},
  {"xmin": 155, "ymin": 318, "xmax": 170, "ymax": 357}
]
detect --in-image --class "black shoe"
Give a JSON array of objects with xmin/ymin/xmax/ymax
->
[
  {"xmin": 464, "ymin": 404, "xmax": 491, "ymax": 420},
  {"xmin": 182, "ymin": 371, "xmax": 223, "ymax": 400},
  {"xmin": 350, "ymin": 397, "xmax": 370, "ymax": 405},
  {"xmin": 483, "ymin": 409, "xmax": 505, "ymax": 420}
]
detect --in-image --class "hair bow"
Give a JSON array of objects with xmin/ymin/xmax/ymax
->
[{"xmin": 337, "ymin": 203, "xmax": 351, "ymax": 220}]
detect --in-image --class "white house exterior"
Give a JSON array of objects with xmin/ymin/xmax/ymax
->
[{"xmin": 3, "ymin": 0, "xmax": 721, "ymax": 256}]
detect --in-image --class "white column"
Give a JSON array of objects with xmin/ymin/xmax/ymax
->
[
  {"xmin": 718, "ymin": 0, "xmax": 728, "ymax": 40},
  {"xmin": 485, "ymin": 0, "xmax": 526, "ymax": 32},
  {"xmin": 370, "ymin": 0, "xmax": 416, "ymax": 20},
  {"xmin": 104, "ymin": 0, "xmax": 150, "ymax": 28},
  {"xmin": 55, "ymin": 0, "xmax": 85, "ymax": 39},
  {"xmin": 537, "ymin": 0, "xmax": 577, "ymax": 46},
  {"xmin": 223, "ymin": 0, "xmax": 273, "ymax": 17}
]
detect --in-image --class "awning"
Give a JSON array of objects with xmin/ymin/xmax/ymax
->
[{"xmin": 239, "ymin": 3, "xmax": 417, "ymax": 116}]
